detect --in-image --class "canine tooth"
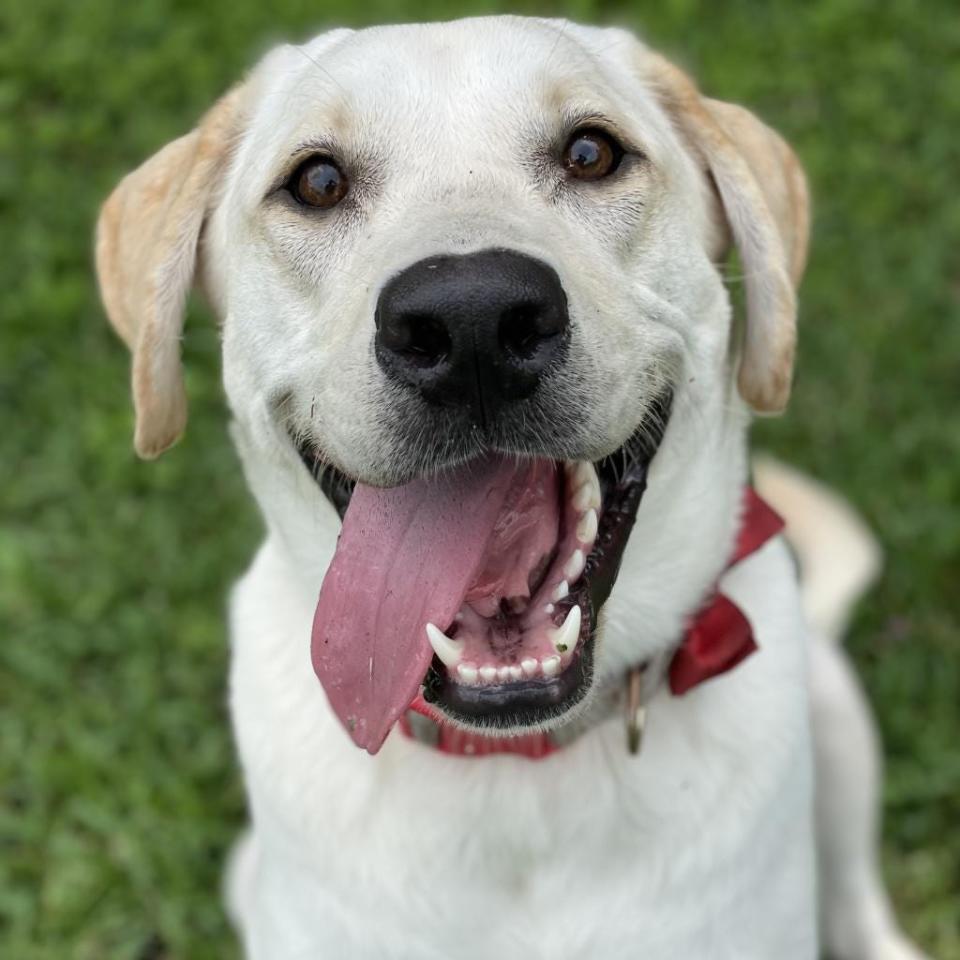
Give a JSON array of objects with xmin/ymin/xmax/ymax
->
[
  {"xmin": 497, "ymin": 665, "xmax": 512, "ymax": 682},
  {"xmin": 572, "ymin": 460, "xmax": 592, "ymax": 484},
  {"xmin": 508, "ymin": 665, "xmax": 523, "ymax": 681},
  {"xmin": 549, "ymin": 604, "xmax": 581, "ymax": 656},
  {"xmin": 576, "ymin": 508, "xmax": 598, "ymax": 544},
  {"xmin": 479, "ymin": 665, "xmax": 498, "ymax": 683},
  {"xmin": 541, "ymin": 655, "xmax": 562, "ymax": 678},
  {"xmin": 457, "ymin": 664, "xmax": 478, "ymax": 684},
  {"xmin": 425, "ymin": 623, "xmax": 464, "ymax": 668},
  {"xmin": 552, "ymin": 580, "xmax": 569, "ymax": 602},
  {"xmin": 572, "ymin": 463, "xmax": 601, "ymax": 512},
  {"xmin": 563, "ymin": 549, "xmax": 585, "ymax": 582},
  {"xmin": 521, "ymin": 657, "xmax": 538, "ymax": 677}
]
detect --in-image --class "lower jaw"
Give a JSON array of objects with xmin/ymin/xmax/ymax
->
[{"xmin": 422, "ymin": 631, "xmax": 594, "ymax": 730}]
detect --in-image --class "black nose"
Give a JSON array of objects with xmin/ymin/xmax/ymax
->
[{"xmin": 374, "ymin": 249, "xmax": 569, "ymax": 424}]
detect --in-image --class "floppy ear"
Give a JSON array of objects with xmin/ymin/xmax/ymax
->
[
  {"xmin": 647, "ymin": 54, "xmax": 810, "ymax": 413},
  {"xmin": 95, "ymin": 86, "xmax": 244, "ymax": 458}
]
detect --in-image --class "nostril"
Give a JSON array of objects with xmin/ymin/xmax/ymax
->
[
  {"xmin": 386, "ymin": 313, "xmax": 452, "ymax": 369},
  {"xmin": 499, "ymin": 301, "xmax": 560, "ymax": 361},
  {"xmin": 405, "ymin": 314, "xmax": 452, "ymax": 367}
]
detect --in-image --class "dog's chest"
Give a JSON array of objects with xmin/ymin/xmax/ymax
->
[{"xmin": 243, "ymin": 736, "xmax": 816, "ymax": 959}]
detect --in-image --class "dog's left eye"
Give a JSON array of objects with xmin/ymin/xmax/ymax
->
[
  {"xmin": 562, "ymin": 129, "xmax": 624, "ymax": 181},
  {"xmin": 288, "ymin": 156, "xmax": 349, "ymax": 209}
]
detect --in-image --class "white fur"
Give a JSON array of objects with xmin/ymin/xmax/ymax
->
[{"xmin": 172, "ymin": 17, "xmax": 926, "ymax": 959}]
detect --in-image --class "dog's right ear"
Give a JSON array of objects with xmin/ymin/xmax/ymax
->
[{"xmin": 95, "ymin": 86, "xmax": 245, "ymax": 459}]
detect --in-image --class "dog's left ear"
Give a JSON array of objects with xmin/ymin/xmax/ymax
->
[
  {"xmin": 647, "ymin": 54, "xmax": 810, "ymax": 414},
  {"xmin": 95, "ymin": 85, "xmax": 245, "ymax": 458}
]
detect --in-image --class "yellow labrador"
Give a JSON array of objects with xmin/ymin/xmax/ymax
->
[{"xmin": 97, "ymin": 17, "xmax": 925, "ymax": 960}]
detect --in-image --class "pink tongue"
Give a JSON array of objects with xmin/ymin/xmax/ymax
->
[{"xmin": 311, "ymin": 454, "xmax": 529, "ymax": 754}]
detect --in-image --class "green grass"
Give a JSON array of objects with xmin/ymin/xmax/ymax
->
[{"xmin": 1, "ymin": 0, "xmax": 957, "ymax": 956}]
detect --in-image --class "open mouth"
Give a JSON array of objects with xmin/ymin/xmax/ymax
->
[{"xmin": 298, "ymin": 392, "xmax": 672, "ymax": 753}]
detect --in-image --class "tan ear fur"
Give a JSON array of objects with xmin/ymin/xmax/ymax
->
[
  {"xmin": 703, "ymin": 98, "xmax": 810, "ymax": 289},
  {"xmin": 95, "ymin": 86, "xmax": 244, "ymax": 458},
  {"xmin": 646, "ymin": 55, "xmax": 810, "ymax": 414}
]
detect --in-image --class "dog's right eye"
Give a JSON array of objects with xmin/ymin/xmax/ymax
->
[{"xmin": 288, "ymin": 157, "xmax": 349, "ymax": 209}]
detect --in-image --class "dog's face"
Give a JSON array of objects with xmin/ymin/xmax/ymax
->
[
  {"xmin": 97, "ymin": 17, "xmax": 808, "ymax": 753},
  {"xmin": 212, "ymin": 21, "xmax": 711, "ymax": 486}
]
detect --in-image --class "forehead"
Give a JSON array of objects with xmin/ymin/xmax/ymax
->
[
  {"xmin": 243, "ymin": 18, "xmax": 666, "ymax": 157},
  {"xmin": 318, "ymin": 20, "xmax": 603, "ymax": 110}
]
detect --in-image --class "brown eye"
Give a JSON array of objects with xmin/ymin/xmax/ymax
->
[
  {"xmin": 562, "ymin": 129, "xmax": 624, "ymax": 181},
  {"xmin": 290, "ymin": 157, "xmax": 349, "ymax": 208}
]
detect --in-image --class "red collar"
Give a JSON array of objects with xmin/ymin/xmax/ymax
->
[{"xmin": 399, "ymin": 488, "xmax": 784, "ymax": 759}]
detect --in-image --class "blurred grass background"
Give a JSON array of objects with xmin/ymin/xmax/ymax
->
[{"xmin": 1, "ymin": 0, "xmax": 957, "ymax": 956}]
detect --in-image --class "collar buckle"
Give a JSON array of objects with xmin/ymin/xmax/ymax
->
[{"xmin": 625, "ymin": 665, "xmax": 647, "ymax": 755}]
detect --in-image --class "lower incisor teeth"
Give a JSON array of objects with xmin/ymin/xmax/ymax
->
[
  {"xmin": 542, "ymin": 655, "xmax": 561, "ymax": 677},
  {"xmin": 521, "ymin": 658, "xmax": 538, "ymax": 677},
  {"xmin": 479, "ymin": 665, "xmax": 498, "ymax": 683},
  {"xmin": 457, "ymin": 664, "xmax": 478, "ymax": 684}
]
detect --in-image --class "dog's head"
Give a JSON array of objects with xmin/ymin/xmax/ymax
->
[{"xmin": 97, "ymin": 18, "xmax": 808, "ymax": 753}]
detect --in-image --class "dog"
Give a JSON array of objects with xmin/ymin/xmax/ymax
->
[{"xmin": 96, "ymin": 17, "xmax": 928, "ymax": 960}]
